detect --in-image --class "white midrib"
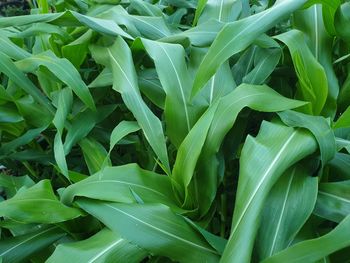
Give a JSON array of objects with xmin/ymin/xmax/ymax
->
[
  {"xmin": 231, "ymin": 130, "xmax": 298, "ymax": 236},
  {"xmin": 107, "ymin": 48, "xmax": 153, "ymax": 143},
  {"xmin": 209, "ymin": 76, "xmax": 215, "ymax": 104},
  {"xmin": 268, "ymin": 168, "xmax": 295, "ymax": 256},
  {"xmin": 158, "ymin": 44, "xmax": 191, "ymax": 132},
  {"xmin": 218, "ymin": 0, "xmax": 224, "ymax": 22},
  {"xmin": 105, "ymin": 204, "xmax": 217, "ymax": 254},
  {"xmin": 319, "ymin": 191, "xmax": 350, "ymax": 204},
  {"xmin": 0, "ymin": 227, "xmax": 58, "ymax": 256},
  {"xmin": 86, "ymin": 239, "xmax": 123, "ymax": 263}
]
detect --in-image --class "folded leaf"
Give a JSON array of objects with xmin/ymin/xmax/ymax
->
[
  {"xmin": 77, "ymin": 200, "xmax": 220, "ymax": 263},
  {"xmin": 61, "ymin": 164, "xmax": 177, "ymax": 209},
  {"xmin": 0, "ymin": 226, "xmax": 65, "ymax": 263},
  {"xmin": 221, "ymin": 121, "xmax": 318, "ymax": 263},
  {"xmin": 314, "ymin": 180, "xmax": 350, "ymax": 223},
  {"xmin": 257, "ymin": 163, "xmax": 318, "ymax": 260},
  {"xmin": 47, "ymin": 228, "xmax": 147, "ymax": 263},
  {"xmin": 193, "ymin": 0, "xmax": 308, "ymax": 95},
  {"xmin": 0, "ymin": 180, "xmax": 81, "ymax": 223},
  {"xmin": 263, "ymin": 215, "xmax": 350, "ymax": 263}
]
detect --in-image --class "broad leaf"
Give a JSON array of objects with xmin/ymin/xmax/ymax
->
[
  {"xmin": 90, "ymin": 37, "xmax": 170, "ymax": 174},
  {"xmin": 0, "ymin": 180, "xmax": 81, "ymax": 223},
  {"xmin": 314, "ymin": 180, "xmax": 350, "ymax": 223},
  {"xmin": 221, "ymin": 121, "xmax": 318, "ymax": 263},
  {"xmin": 0, "ymin": 226, "xmax": 65, "ymax": 263},
  {"xmin": 47, "ymin": 228, "xmax": 147, "ymax": 263},
  {"xmin": 257, "ymin": 163, "xmax": 318, "ymax": 260},
  {"xmin": 193, "ymin": 0, "xmax": 308, "ymax": 95},
  {"xmin": 61, "ymin": 164, "xmax": 177, "ymax": 209},
  {"xmin": 77, "ymin": 200, "xmax": 221, "ymax": 263},
  {"xmin": 263, "ymin": 215, "xmax": 350, "ymax": 263}
]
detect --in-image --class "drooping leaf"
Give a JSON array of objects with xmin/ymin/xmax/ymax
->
[
  {"xmin": 47, "ymin": 228, "xmax": 147, "ymax": 263},
  {"xmin": 0, "ymin": 51, "xmax": 55, "ymax": 116},
  {"xmin": 221, "ymin": 121, "xmax": 318, "ymax": 263},
  {"xmin": 256, "ymin": 163, "xmax": 318, "ymax": 260},
  {"xmin": 90, "ymin": 37, "xmax": 170, "ymax": 174},
  {"xmin": 294, "ymin": 4, "xmax": 339, "ymax": 117},
  {"xmin": 196, "ymin": 84, "xmax": 307, "ymax": 216},
  {"xmin": 314, "ymin": 180, "xmax": 350, "ymax": 223},
  {"xmin": 0, "ymin": 11, "xmax": 132, "ymax": 39},
  {"xmin": 0, "ymin": 174, "xmax": 35, "ymax": 198},
  {"xmin": 0, "ymin": 180, "xmax": 81, "ymax": 223},
  {"xmin": 109, "ymin": 121, "xmax": 140, "ymax": 152},
  {"xmin": 193, "ymin": 0, "xmax": 308, "ymax": 95},
  {"xmin": 278, "ymin": 110, "xmax": 336, "ymax": 169},
  {"xmin": 15, "ymin": 50, "xmax": 95, "ymax": 110},
  {"xmin": 61, "ymin": 164, "xmax": 177, "ymax": 209},
  {"xmin": 262, "ymin": 215, "xmax": 350, "ymax": 263},
  {"xmin": 77, "ymin": 200, "xmax": 221, "ymax": 263},
  {"xmin": 171, "ymin": 101, "xmax": 219, "ymax": 204},
  {"xmin": 0, "ymin": 226, "xmax": 65, "ymax": 263},
  {"xmin": 135, "ymin": 38, "xmax": 197, "ymax": 147}
]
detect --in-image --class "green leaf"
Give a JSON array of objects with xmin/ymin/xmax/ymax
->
[
  {"xmin": 171, "ymin": 101, "xmax": 219, "ymax": 204},
  {"xmin": 242, "ymin": 47, "xmax": 281, "ymax": 85},
  {"xmin": 0, "ymin": 226, "xmax": 65, "ymax": 263},
  {"xmin": 221, "ymin": 121, "xmax": 318, "ymax": 263},
  {"xmin": 334, "ymin": 106, "xmax": 350, "ymax": 129},
  {"xmin": 161, "ymin": 19, "xmax": 224, "ymax": 47},
  {"xmin": 109, "ymin": 121, "xmax": 140, "ymax": 151},
  {"xmin": 193, "ymin": 0, "xmax": 308, "ymax": 95},
  {"xmin": 294, "ymin": 4, "xmax": 339, "ymax": 117},
  {"xmin": 0, "ymin": 180, "xmax": 81, "ymax": 223},
  {"xmin": 314, "ymin": 180, "xmax": 350, "ymax": 223},
  {"xmin": 328, "ymin": 153, "xmax": 350, "ymax": 181},
  {"xmin": 196, "ymin": 84, "xmax": 307, "ymax": 216},
  {"xmin": 0, "ymin": 105, "xmax": 24, "ymax": 123},
  {"xmin": 129, "ymin": 0, "xmax": 163, "ymax": 17},
  {"xmin": 274, "ymin": 29, "xmax": 328, "ymax": 115},
  {"xmin": 136, "ymin": 38, "xmax": 198, "ymax": 147},
  {"xmin": 61, "ymin": 164, "xmax": 177, "ymax": 209},
  {"xmin": 278, "ymin": 110, "xmax": 336, "ymax": 169},
  {"xmin": 257, "ymin": 163, "xmax": 318, "ymax": 260},
  {"xmin": 334, "ymin": 2, "xmax": 350, "ymax": 43},
  {"xmin": 0, "ymin": 126, "xmax": 48, "ymax": 157},
  {"xmin": 62, "ymin": 30, "xmax": 92, "ymax": 68},
  {"xmin": 15, "ymin": 50, "xmax": 95, "ymax": 110},
  {"xmin": 262, "ymin": 215, "xmax": 350, "ymax": 263},
  {"xmin": 0, "ymin": 174, "xmax": 35, "ymax": 198},
  {"xmin": 0, "ymin": 51, "xmax": 55, "ymax": 116},
  {"xmin": 193, "ymin": 0, "xmax": 208, "ymax": 25},
  {"xmin": 79, "ymin": 137, "xmax": 111, "ymax": 174},
  {"xmin": 90, "ymin": 37, "xmax": 170, "ymax": 174},
  {"xmin": 47, "ymin": 228, "xmax": 147, "ymax": 263},
  {"xmin": 77, "ymin": 200, "xmax": 221, "ymax": 263},
  {"xmin": 0, "ymin": 35, "xmax": 31, "ymax": 60},
  {"xmin": 197, "ymin": 0, "xmax": 242, "ymax": 24},
  {"xmin": 52, "ymin": 88, "xmax": 73, "ymax": 179},
  {"xmin": 0, "ymin": 11, "xmax": 132, "ymax": 39}
]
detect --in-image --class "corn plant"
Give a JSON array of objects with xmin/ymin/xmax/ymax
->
[{"xmin": 0, "ymin": 0, "xmax": 350, "ymax": 262}]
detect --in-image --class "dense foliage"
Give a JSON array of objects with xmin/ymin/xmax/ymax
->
[{"xmin": 0, "ymin": 0, "xmax": 350, "ymax": 262}]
